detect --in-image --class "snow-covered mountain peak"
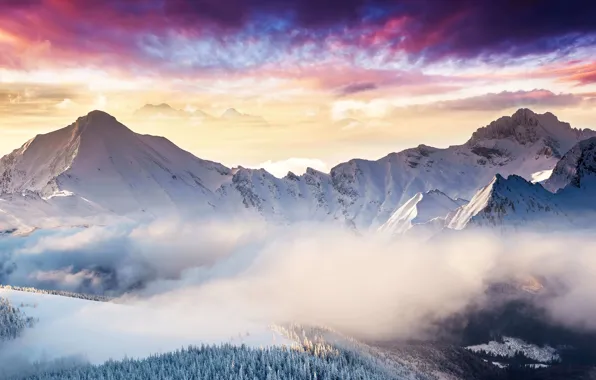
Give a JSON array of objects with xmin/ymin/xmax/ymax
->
[{"xmin": 0, "ymin": 111, "xmax": 234, "ymax": 223}]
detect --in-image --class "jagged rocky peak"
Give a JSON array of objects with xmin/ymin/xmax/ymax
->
[
  {"xmin": 511, "ymin": 107, "xmax": 541, "ymax": 125},
  {"xmin": 544, "ymin": 137, "xmax": 596, "ymax": 192},
  {"xmin": 285, "ymin": 171, "xmax": 300, "ymax": 181},
  {"xmin": 305, "ymin": 167, "xmax": 326, "ymax": 177},
  {"xmin": 465, "ymin": 108, "xmax": 596, "ymax": 162},
  {"xmin": 468, "ymin": 108, "xmax": 542, "ymax": 145},
  {"xmin": 468, "ymin": 108, "xmax": 572, "ymax": 146}
]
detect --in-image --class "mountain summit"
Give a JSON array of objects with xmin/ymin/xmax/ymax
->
[{"xmin": 466, "ymin": 108, "xmax": 595, "ymax": 157}]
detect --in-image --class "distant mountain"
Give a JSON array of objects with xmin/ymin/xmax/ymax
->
[
  {"xmin": 220, "ymin": 108, "xmax": 243, "ymax": 119},
  {"xmin": 134, "ymin": 103, "xmax": 210, "ymax": 118},
  {"xmin": 334, "ymin": 118, "xmax": 365, "ymax": 130},
  {"xmin": 220, "ymin": 108, "xmax": 269, "ymax": 126},
  {"xmin": 134, "ymin": 103, "xmax": 185, "ymax": 117},
  {"xmin": 0, "ymin": 108, "xmax": 594, "ymax": 233}
]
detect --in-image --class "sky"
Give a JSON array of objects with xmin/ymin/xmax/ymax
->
[{"xmin": 1, "ymin": 0, "xmax": 596, "ymax": 176}]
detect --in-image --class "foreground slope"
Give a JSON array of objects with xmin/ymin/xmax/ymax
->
[{"xmin": 0, "ymin": 288, "xmax": 286, "ymax": 366}]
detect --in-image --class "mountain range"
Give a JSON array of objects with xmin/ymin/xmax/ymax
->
[
  {"xmin": 0, "ymin": 108, "xmax": 595, "ymax": 236},
  {"xmin": 134, "ymin": 103, "xmax": 269, "ymax": 126}
]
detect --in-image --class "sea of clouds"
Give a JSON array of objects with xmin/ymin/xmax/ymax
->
[{"xmin": 2, "ymin": 218, "xmax": 596, "ymax": 343}]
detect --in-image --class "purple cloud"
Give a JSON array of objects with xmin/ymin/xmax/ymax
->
[
  {"xmin": 1, "ymin": 0, "xmax": 595, "ymax": 73},
  {"xmin": 336, "ymin": 82, "xmax": 379, "ymax": 96}
]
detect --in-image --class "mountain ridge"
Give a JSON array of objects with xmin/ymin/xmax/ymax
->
[
  {"xmin": 444, "ymin": 135, "xmax": 596, "ymax": 232},
  {"xmin": 0, "ymin": 108, "xmax": 594, "ymax": 233}
]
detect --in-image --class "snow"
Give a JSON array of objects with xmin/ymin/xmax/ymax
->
[
  {"xmin": 0, "ymin": 108, "xmax": 593, "ymax": 233},
  {"xmin": 446, "ymin": 136, "xmax": 596, "ymax": 232},
  {"xmin": 531, "ymin": 169, "xmax": 553, "ymax": 183},
  {"xmin": 379, "ymin": 190, "xmax": 464, "ymax": 235},
  {"xmin": 527, "ymin": 363, "xmax": 550, "ymax": 369},
  {"xmin": 0, "ymin": 111, "xmax": 232, "ymax": 226},
  {"xmin": 447, "ymin": 174, "xmax": 571, "ymax": 231},
  {"xmin": 0, "ymin": 288, "xmax": 289, "ymax": 365},
  {"xmin": 544, "ymin": 137, "xmax": 596, "ymax": 193},
  {"xmin": 466, "ymin": 336, "xmax": 560, "ymax": 363}
]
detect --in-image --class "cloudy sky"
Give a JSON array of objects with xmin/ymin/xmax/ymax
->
[{"xmin": 1, "ymin": 0, "xmax": 596, "ymax": 175}]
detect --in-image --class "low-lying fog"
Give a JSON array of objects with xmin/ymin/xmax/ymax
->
[{"xmin": 2, "ymin": 219, "xmax": 596, "ymax": 363}]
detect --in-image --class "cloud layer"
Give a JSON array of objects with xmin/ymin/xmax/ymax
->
[{"xmin": 4, "ymin": 220, "xmax": 596, "ymax": 343}]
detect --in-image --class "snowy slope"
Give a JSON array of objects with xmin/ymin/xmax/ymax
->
[
  {"xmin": 447, "ymin": 174, "xmax": 571, "ymax": 231},
  {"xmin": 445, "ymin": 136, "xmax": 596, "ymax": 232},
  {"xmin": 466, "ymin": 337, "xmax": 560, "ymax": 363},
  {"xmin": 544, "ymin": 137, "xmax": 596, "ymax": 193},
  {"xmin": 0, "ymin": 288, "xmax": 288, "ymax": 365},
  {"xmin": 0, "ymin": 191, "xmax": 120, "ymax": 235},
  {"xmin": 378, "ymin": 190, "xmax": 464, "ymax": 235},
  {"xmin": 531, "ymin": 169, "xmax": 553, "ymax": 184},
  {"xmin": 540, "ymin": 137, "xmax": 596, "ymax": 226}
]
